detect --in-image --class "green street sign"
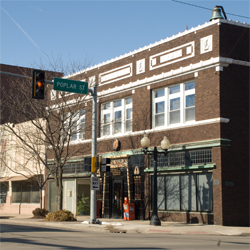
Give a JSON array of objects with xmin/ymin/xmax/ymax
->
[{"xmin": 53, "ymin": 78, "xmax": 88, "ymax": 95}]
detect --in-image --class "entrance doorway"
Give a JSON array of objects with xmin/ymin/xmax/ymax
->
[{"xmin": 112, "ymin": 179, "xmax": 123, "ymax": 218}]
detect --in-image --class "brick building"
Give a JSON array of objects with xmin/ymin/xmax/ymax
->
[{"xmin": 46, "ymin": 17, "xmax": 249, "ymax": 226}]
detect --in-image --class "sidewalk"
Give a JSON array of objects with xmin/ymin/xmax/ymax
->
[{"xmin": 0, "ymin": 213, "xmax": 249, "ymax": 236}]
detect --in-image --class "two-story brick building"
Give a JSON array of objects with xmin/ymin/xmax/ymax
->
[{"xmin": 46, "ymin": 16, "xmax": 249, "ymax": 226}]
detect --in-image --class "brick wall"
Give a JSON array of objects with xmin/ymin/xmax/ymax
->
[{"xmin": 44, "ymin": 21, "xmax": 249, "ymax": 226}]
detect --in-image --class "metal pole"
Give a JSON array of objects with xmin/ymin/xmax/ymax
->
[
  {"xmin": 90, "ymin": 83, "xmax": 98, "ymax": 223},
  {"xmin": 0, "ymin": 71, "xmax": 53, "ymax": 85},
  {"xmin": 150, "ymin": 147, "xmax": 161, "ymax": 226}
]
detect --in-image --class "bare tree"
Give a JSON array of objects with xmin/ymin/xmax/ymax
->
[{"xmin": 0, "ymin": 60, "xmax": 93, "ymax": 210}]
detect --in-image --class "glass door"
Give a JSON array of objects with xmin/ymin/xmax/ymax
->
[{"xmin": 112, "ymin": 179, "xmax": 123, "ymax": 218}]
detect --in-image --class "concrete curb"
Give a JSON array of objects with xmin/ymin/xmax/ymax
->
[{"xmin": 1, "ymin": 217, "xmax": 249, "ymax": 236}]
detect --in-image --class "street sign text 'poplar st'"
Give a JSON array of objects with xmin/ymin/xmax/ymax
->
[{"xmin": 53, "ymin": 78, "xmax": 88, "ymax": 95}]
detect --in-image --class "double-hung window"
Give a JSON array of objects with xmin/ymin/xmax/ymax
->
[
  {"xmin": 125, "ymin": 97, "xmax": 132, "ymax": 132},
  {"xmin": 63, "ymin": 109, "xmax": 85, "ymax": 142},
  {"xmin": 153, "ymin": 81, "xmax": 195, "ymax": 127},
  {"xmin": 114, "ymin": 100, "xmax": 122, "ymax": 134},
  {"xmin": 101, "ymin": 97, "xmax": 132, "ymax": 136},
  {"xmin": 169, "ymin": 85, "xmax": 182, "ymax": 124},
  {"xmin": 185, "ymin": 82, "xmax": 195, "ymax": 121},
  {"xmin": 102, "ymin": 103, "xmax": 112, "ymax": 136},
  {"xmin": 79, "ymin": 110, "xmax": 86, "ymax": 140}
]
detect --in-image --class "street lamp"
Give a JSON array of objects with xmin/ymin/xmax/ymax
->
[{"xmin": 141, "ymin": 133, "xmax": 170, "ymax": 226}]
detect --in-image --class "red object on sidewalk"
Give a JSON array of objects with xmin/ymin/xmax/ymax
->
[
  {"xmin": 96, "ymin": 200, "xmax": 102, "ymax": 218},
  {"xmin": 123, "ymin": 197, "xmax": 135, "ymax": 220}
]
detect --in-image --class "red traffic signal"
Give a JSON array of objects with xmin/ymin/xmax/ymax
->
[{"xmin": 32, "ymin": 70, "xmax": 45, "ymax": 99}]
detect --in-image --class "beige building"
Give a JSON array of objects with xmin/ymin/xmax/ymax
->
[{"xmin": 0, "ymin": 119, "xmax": 46, "ymax": 214}]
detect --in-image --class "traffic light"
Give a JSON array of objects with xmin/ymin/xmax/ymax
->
[
  {"xmin": 32, "ymin": 70, "xmax": 45, "ymax": 99},
  {"xmin": 100, "ymin": 158, "xmax": 111, "ymax": 173},
  {"xmin": 91, "ymin": 156, "xmax": 97, "ymax": 173},
  {"xmin": 84, "ymin": 157, "xmax": 91, "ymax": 172}
]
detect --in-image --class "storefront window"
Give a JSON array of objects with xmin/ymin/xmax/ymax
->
[
  {"xmin": 197, "ymin": 173, "xmax": 213, "ymax": 211},
  {"xmin": 166, "ymin": 175, "xmax": 180, "ymax": 210},
  {"xmin": 12, "ymin": 181, "xmax": 39, "ymax": 203},
  {"xmin": 49, "ymin": 181, "xmax": 58, "ymax": 212},
  {"xmin": 0, "ymin": 182, "xmax": 8, "ymax": 203},
  {"xmin": 157, "ymin": 176, "xmax": 165, "ymax": 210},
  {"xmin": 153, "ymin": 173, "xmax": 213, "ymax": 212},
  {"xmin": 181, "ymin": 174, "xmax": 197, "ymax": 211}
]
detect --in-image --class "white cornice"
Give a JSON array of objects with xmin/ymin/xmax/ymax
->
[
  {"xmin": 97, "ymin": 57, "xmax": 249, "ymax": 99},
  {"xmin": 51, "ymin": 56, "xmax": 249, "ymax": 110},
  {"xmin": 65, "ymin": 19, "xmax": 249, "ymax": 79}
]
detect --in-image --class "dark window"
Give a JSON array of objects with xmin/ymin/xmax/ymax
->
[
  {"xmin": 134, "ymin": 176, "xmax": 141, "ymax": 200},
  {"xmin": 0, "ymin": 182, "xmax": 8, "ymax": 203},
  {"xmin": 12, "ymin": 181, "xmax": 39, "ymax": 203},
  {"xmin": 62, "ymin": 162, "xmax": 85, "ymax": 174},
  {"xmin": 128, "ymin": 155, "xmax": 144, "ymax": 201}
]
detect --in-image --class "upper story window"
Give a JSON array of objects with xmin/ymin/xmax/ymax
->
[
  {"xmin": 153, "ymin": 81, "xmax": 195, "ymax": 128},
  {"xmin": 101, "ymin": 97, "xmax": 132, "ymax": 136},
  {"xmin": 63, "ymin": 109, "xmax": 85, "ymax": 142},
  {"xmin": 71, "ymin": 109, "xmax": 85, "ymax": 141}
]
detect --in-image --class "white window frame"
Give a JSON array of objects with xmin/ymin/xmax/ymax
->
[
  {"xmin": 153, "ymin": 88, "xmax": 166, "ymax": 127},
  {"xmin": 152, "ymin": 81, "xmax": 195, "ymax": 128},
  {"xmin": 101, "ymin": 97, "xmax": 133, "ymax": 137},
  {"xmin": 63, "ymin": 109, "xmax": 85, "ymax": 142},
  {"xmin": 184, "ymin": 82, "xmax": 195, "ymax": 122},
  {"xmin": 102, "ymin": 102, "xmax": 112, "ymax": 136},
  {"xmin": 125, "ymin": 97, "xmax": 133, "ymax": 133}
]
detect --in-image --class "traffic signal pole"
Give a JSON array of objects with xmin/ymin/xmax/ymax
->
[
  {"xmin": 88, "ymin": 83, "xmax": 99, "ymax": 224},
  {"xmin": 0, "ymin": 71, "xmax": 53, "ymax": 85}
]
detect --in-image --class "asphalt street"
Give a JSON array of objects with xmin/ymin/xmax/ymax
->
[{"xmin": 1, "ymin": 222, "xmax": 250, "ymax": 250}]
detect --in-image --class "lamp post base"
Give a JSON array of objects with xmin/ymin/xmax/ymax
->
[{"xmin": 150, "ymin": 215, "xmax": 161, "ymax": 226}]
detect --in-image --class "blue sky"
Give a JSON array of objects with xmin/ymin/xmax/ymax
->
[{"xmin": 1, "ymin": 0, "xmax": 249, "ymax": 73}]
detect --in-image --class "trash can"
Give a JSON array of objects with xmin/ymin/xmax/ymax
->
[{"xmin": 123, "ymin": 197, "xmax": 135, "ymax": 220}]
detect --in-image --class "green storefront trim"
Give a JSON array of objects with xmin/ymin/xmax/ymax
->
[
  {"xmin": 144, "ymin": 164, "xmax": 216, "ymax": 173},
  {"xmin": 143, "ymin": 138, "xmax": 230, "ymax": 153},
  {"xmin": 46, "ymin": 138, "xmax": 230, "ymax": 165}
]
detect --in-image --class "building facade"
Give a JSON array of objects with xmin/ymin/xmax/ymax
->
[
  {"xmin": 0, "ymin": 64, "xmax": 61, "ymax": 215},
  {"xmin": 46, "ymin": 18, "xmax": 249, "ymax": 226}
]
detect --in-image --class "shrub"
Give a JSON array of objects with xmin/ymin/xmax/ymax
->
[
  {"xmin": 32, "ymin": 208, "xmax": 49, "ymax": 217},
  {"xmin": 77, "ymin": 195, "xmax": 90, "ymax": 215},
  {"xmin": 44, "ymin": 210, "xmax": 77, "ymax": 221}
]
